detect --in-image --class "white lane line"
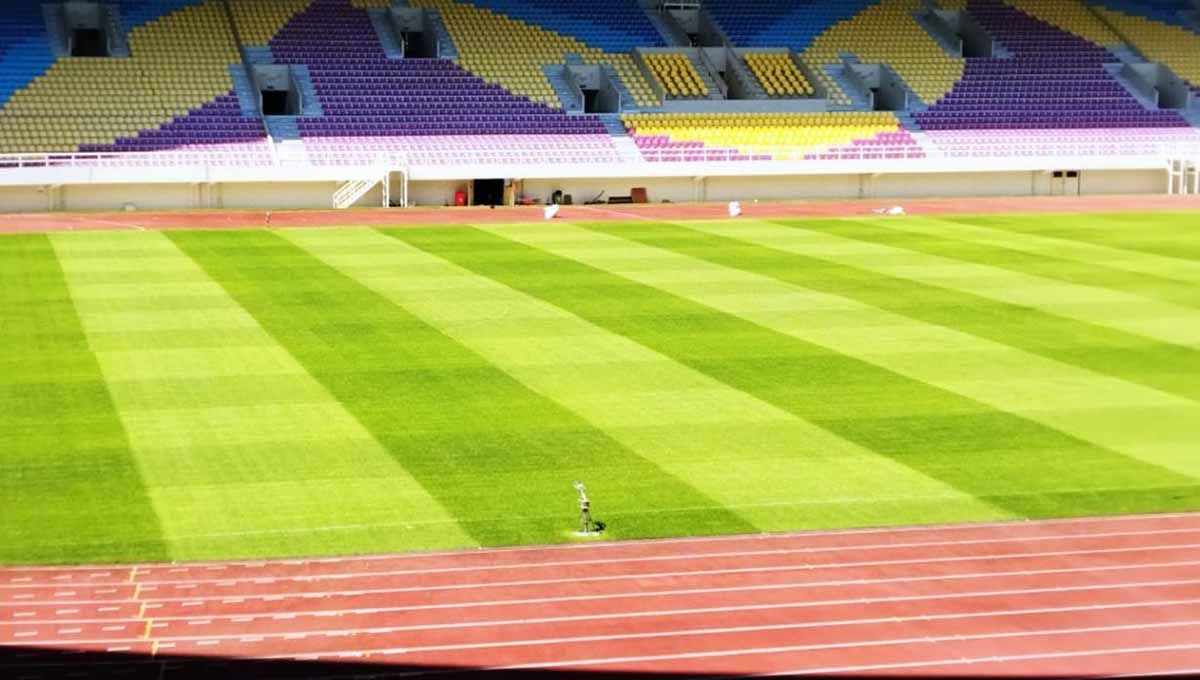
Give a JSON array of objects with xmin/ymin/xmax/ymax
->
[
  {"xmin": 8, "ymin": 555, "xmax": 1200, "ymax": 610},
  {"xmin": 3, "ymin": 513, "xmax": 1195, "ymax": 579},
  {"xmin": 56, "ymin": 628, "xmax": 81, "ymax": 635},
  {"xmin": 6, "ymin": 527, "xmax": 1195, "ymax": 589},
  {"xmin": 481, "ymin": 621, "xmax": 1200, "ymax": 672},
  {"xmin": 12, "ymin": 632, "xmax": 37, "ymax": 638},
  {"xmin": 6, "ymin": 575, "xmax": 1195, "ymax": 629},
  {"xmin": 6, "ymin": 596, "xmax": 1197, "ymax": 649},
  {"xmin": 748, "ymin": 644, "xmax": 1200, "ymax": 678}
]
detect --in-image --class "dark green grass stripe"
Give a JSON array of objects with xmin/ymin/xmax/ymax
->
[
  {"xmin": 0, "ymin": 235, "xmax": 168, "ymax": 565},
  {"xmin": 168, "ymin": 230, "xmax": 752, "ymax": 546},
  {"xmin": 950, "ymin": 212, "xmax": 1200, "ymax": 262},
  {"xmin": 390, "ymin": 226, "xmax": 1200, "ymax": 519},
  {"xmin": 639, "ymin": 220, "xmax": 1200, "ymax": 402},
  {"xmin": 773, "ymin": 218, "xmax": 1200, "ymax": 310}
]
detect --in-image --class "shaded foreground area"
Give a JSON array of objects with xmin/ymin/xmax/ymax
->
[{"xmin": 2, "ymin": 514, "xmax": 1199, "ymax": 677}]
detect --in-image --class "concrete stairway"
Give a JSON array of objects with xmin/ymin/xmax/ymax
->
[
  {"xmin": 293, "ymin": 65, "xmax": 323, "ymax": 116},
  {"xmin": 228, "ymin": 65, "xmax": 260, "ymax": 116},
  {"xmin": 685, "ymin": 51, "xmax": 726, "ymax": 100},
  {"xmin": 368, "ymin": 8, "xmax": 404, "ymax": 59},
  {"xmin": 103, "ymin": 3, "xmax": 131, "ymax": 57},
  {"xmin": 426, "ymin": 9, "xmax": 458, "ymax": 61},
  {"xmin": 644, "ymin": 8, "xmax": 689, "ymax": 47},
  {"xmin": 265, "ymin": 116, "xmax": 301, "ymax": 141},
  {"xmin": 544, "ymin": 64, "xmax": 583, "ymax": 113},
  {"xmin": 913, "ymin": 8, "xmax": 962, "ymax": 57},
  {"xmin": 823, "ymin": 62, "xmax": 872, "ymax": 111},
  {"xmin": 243, "ymin": 45, "xmax": 274, "ymax": 65},
  {"xmin": 599, "ymin": 113, "xmax": 643, "ymax": 162}
]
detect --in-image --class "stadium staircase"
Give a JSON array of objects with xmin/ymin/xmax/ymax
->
[
  {"xmin": 599, "ymin": 113, "xmax": 644, "ymax": 161},
  {"xmin": 544, "ymin": 64, "xmax": 583, "ymax": 112},
  {"xmin": 243, "ymin": 45, "xmax": 274, "ymax": 65},
  {"xmin": 368, "ymin": 8, "xmax": 405, "ymax": 59},
  {"xmin": 229, "ymin": 65, "xmax": 261, "ymax": 115},
  {"xmin": 824, "ymin": 59, "xmax": 873, "ymax": 111},
  {"xmin": 643, "ymin": 7, "xmax": 690, "ymax": 47},
  {"xmin": 426, "ymin": 8, "xmax": 460, "ymax": 60}
]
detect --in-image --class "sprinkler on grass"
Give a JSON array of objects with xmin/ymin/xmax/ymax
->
[{"xmin": 573, "ymin": 481, "xmax": 605, "ymax": 536}]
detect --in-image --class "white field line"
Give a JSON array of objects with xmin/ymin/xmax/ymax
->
[
  {"xmin": 748, "ymin": 644, "xmax": 1200, "ymax": 678},
  {"xmin": 479, "ymin": 621, "xmax": 1200, "ymax": 673},
  {"xmin": 11, "ymin": 597, "xmax": 1197, "ymax": 651},
  {"xmin": 4, "ymin": 527, "xmax": 1197, "ymax": 590},
  {"xmin": 7, "ymin": 552, "xmax": 1200, "ymax": 610},
  {"xmin": 4, "ymin": 580, "xmax": 1195, "ymax": 633},
  {"xmin": 4, "ymin": 512, "xmax": 1195, "ymax": 574}
]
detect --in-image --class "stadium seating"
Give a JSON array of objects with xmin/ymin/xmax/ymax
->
[
  {"xmin": 418, "ymin": 0, "xmax": 663, "ymax": 53},
  {"xmin": 743, "ymin": 52, "xmax": 814, "ymax": 97},
  {"xmin": 801, "ymin": 0, "xmax": 965, "ymax": 106},
  {"xmin": 623, "ymin": 112, "xmax": 919, "ymax": 161},
  {"xmin": 0, "ymin": 4, "xmax": 56, "ymax": 109},
  {"xmin": 1004, "ymin": 0, "xmax": 1122, "ymax": 47},
  {"xmin": 644, "ymin": 53, "xmax": 709, "ymax": 98},
  {"xmin": 0, "ymin": 0, "xmax": 262, "ymax": 154},
  {"xmin": 265, "ymin": 0, "xmax": 610, "ymax": 167},
  {"xmin": 915, "ymin": 0, "xmax": 1189, "ymax": 131},
  {"xmin": 411, "ymin": 0, "xmax": 658, "ymax": 108},
  {"xmin": 1092, "ymin": 4, "xmax": 1200, "ymax": 95}
]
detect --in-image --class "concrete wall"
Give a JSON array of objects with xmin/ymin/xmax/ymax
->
[{"xmin": 0, "ymin": 169, "xmax": 1170, "ymax": 213}]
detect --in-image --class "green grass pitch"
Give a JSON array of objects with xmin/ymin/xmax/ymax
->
[{"xmin": 2, "ymin": 211, "xmax": 1199, "ymax": 564}]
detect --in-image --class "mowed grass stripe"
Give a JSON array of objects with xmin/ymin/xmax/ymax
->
[
  {"xmin": 0, "ymin": 235, "xmax": 167, "ymax": 564},
  {"xmin": 51, "ymin": 231, "xmax": 471, "ymax": 561},
  {"xmin": 292, "ymin": 228, "xmax": 1006, "ymax": 532},
  {"xmin": 170, "ymin": 230, "xmax": 751, "ymax": 546},
  {"xmin": 572, "ymin": 220, "xmax": 1200, "ymax": 479},
  {"xmin": 486, "ymin": 221, "xmax": 1200, "ymax": 483},
  {"xmin": 680, "ymin": 219, "xmax": 1200, "ymax": 401},
  {"xmin": 406, "ymin": 225, "xmax": 1198, "ymax": 519},
  {"xmin": 951, "ymin": 211, "xmax": 1200, "ymax": 263},
  {"xmin": 801, "ymin": 216, "xmax": 1200, "ymax": 311}
]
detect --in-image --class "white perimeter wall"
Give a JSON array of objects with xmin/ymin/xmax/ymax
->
[{"xmin": 0, "ymin": 169, "xmax": 1169, "ymax": 212}]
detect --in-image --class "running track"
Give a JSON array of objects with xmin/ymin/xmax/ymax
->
[{"xmin": 2, "ymin": 514, "xmax": 1200, "ymax": 677}]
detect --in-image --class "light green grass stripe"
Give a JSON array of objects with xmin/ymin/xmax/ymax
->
[
  {"xmin": 690, "ymin": 218, "xmax": 1200, "ymax": 353},
  {"xmin": 821, "ymin": 216, "xmax": 1200, "ymax": 310},
  {"xmin": 486, "ymin": 222, "xmax": 1200, "ymax": 480},
  {"xmin": 285, "ymin": 228, "xmax": 1005, "ymax": 532},
  {"xmin": 897, "ymin": 214, "xmax": 1200, "ymax": 285},
  {"xmin": 0, "ymin": 235, "xmax": 167, "ymax": 565},
  {"xmin": 170, "ymin": 229, "xmax": 755, "ymax": 545},
  {"xmin": 49, "ymin": 231, "xmax": 471, "ymax": 561},
  {"xmin": 948, "ymin": 212, "xmax": 1200, "ymax": 263}
]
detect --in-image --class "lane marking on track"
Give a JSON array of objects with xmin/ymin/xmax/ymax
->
[
  {"xmin": 6, "ymin": 527, "xmax": 1196, "ymax": 590},
  {"xmin": 745, "ymin": 644, "xmax": 1200, "ymax": 678},
  {"xmin": 476, "ymin": 621, "xmax": 1200, "ymax": 672},
  {"xmin": 6, "ymin": 576, "xmax": 1197, "ymax": 628},
  {"xmin": 8, "ymin": 597, "xmax": 1198, "ymax": 649},
  {"xmin": 4, "ymin": 513, "xmax": 1194, "ymax": 574},
  {"xmin": 8, "ymin": 556, "xmax": 1200, "ymax": 611}
]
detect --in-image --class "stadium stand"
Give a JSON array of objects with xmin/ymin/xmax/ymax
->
[
  {"xmin": 743, "ymin": 52, "xmax": 814, "ymax": 97},
  {"xmin": 0, "ymin": 0, "xmax": 1195, "ymax": 185},
  {"xmin": 623, "ymin": 112, "xmax": 920, "ymax": 161},
  {"xmin": 0, "ymin": 0, "xmax": 266, "ymax": 155},
  {"xmin": 915, "ymin": 0, "xmax": 1188, "ymax": 130},
  {"xmin": 1092, "ymin": 2, "xmax": 1200, "ymax": 95},
  {"xmin": 263, "ymin": 0, "xmax": 614, "ymax": 166},
  {"xmin": 801, "ymin": 0, "xmax": 965, "ymax": 105},
  {"xmin": 410, "ymin": 0, "xmax": 658, "ymax": 107},
  {"xmin": 644, "ymin": 52, "xmax": 709, "ymax": 98}
]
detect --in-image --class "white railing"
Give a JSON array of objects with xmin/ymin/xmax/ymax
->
[{"xmin": 1, "ymin": 143, "xmax": 1197, "ymax": 173}]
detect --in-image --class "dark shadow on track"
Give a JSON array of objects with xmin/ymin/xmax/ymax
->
[{"xmin": 0, "ymin": 645, "xmax": 919, "ymax": 679}]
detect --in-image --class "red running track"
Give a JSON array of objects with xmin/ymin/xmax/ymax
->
[{"xmin": 1, "ymin": 513, "xmax": 1199, "ymax": 678}]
